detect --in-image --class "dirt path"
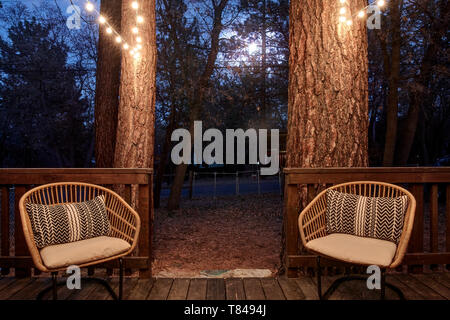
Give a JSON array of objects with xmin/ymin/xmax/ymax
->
[{"xmin": 153, "ymin": 194, "xmax": 283, "ymax": 277}]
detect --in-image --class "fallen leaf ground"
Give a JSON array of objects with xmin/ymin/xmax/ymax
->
[{"xmin": 153, "ymin": 194, "xmax": 283, "ymax": 277}]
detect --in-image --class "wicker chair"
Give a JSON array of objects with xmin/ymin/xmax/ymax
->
[
  {"xmin": 19, "ymin": 182, "xmax": 141, "ymax": 300},
  {"xmin": 298, "ymin": 181, "xmax": 416, "ymax": 300}
]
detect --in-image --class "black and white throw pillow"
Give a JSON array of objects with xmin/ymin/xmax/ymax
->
[
  {"xmin": 326, "ymin": 189, "xmax": 409, "ymax": 244},
  {"xmin": 26, "ymin": 195, "xmax": 111, "ymax": 248}
]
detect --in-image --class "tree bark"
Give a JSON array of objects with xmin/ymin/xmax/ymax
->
[
  {"xmin": 114, "ymin": 0, "xmax": 156, "ymax": 171},
  {"xmin": 382, "ymin": 0, "xmax": 402, "ymax": 166},
  {"xmin": 167, "ymin": 0, "xmax": 229, "ymax": 210},
  {"xmin": 287, "ymin": 0, "xmax": 369, "ymax": 168},
  {"xmin": 285, "ymin": 0, "xmax": 369, "ymax": 276},
  {"xmin": 95, "ymin": 0, "xmax": 122, "ymax": 168}
]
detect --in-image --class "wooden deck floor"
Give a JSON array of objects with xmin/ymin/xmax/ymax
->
[{"xmin": 1, "ymin": 273, "xmax": 449, "ymax": 300}]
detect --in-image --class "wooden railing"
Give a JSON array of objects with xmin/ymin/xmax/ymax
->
[
  {"xmin": 284, "ymin": 167, "xmax": 450, "ymax": 277},
  {"xmin": 0, "ymin": 168, "xmax": 153, "ymax": 278}
]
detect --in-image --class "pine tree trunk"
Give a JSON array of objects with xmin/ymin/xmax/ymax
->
[
  {"xmin": 95, "ymin": 0, "xmax": 122, "ymax": 168},
  {"xmin": 287, "ymin": 0, "xmax": 369, "ymax": 168},
  {"xmin": 114, "ymin": 0, "xmax": 156, "ymax": 170},
  {"xmin": 285, "ymin": 0, "xmax": 369, "ymax": 276},
  {"xmin": 382, "ymin": 0, "xmax": 401, "ymax": 166}
]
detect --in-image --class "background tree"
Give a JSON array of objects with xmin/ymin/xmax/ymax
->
[
  {"xmin": 95, "ymin": 0, "xmax": 122, "ymax": 168},
  {"xmin": 0, "ymin": 17, "xmax": 92, "ymax": 167},
  {"xmin": 167, "ymin": 0, "xmax": 230, "ymax": 210}
]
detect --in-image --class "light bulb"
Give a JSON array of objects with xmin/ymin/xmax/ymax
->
[
  {"xmin": 134, "ymin": 52, "xmax": 140, "ymax": 59},
  {"xmin": 358, "ymin": 10, "xmax": 365, "ymax": 18},
  {"xmin": 346, "ymin": 20, "xmax": 353, "ymax": 26},
  {"xmin": 377, "ymin": 0, "xmax": 385, "ymax": 7},
  {"xmin": 339, "ymin": 0, "xmax": 346, "ymax": 3},
  {"xmin": 136, "ymin": 37, "xmax": 142, "ymax": 43},
  {"xmin": 340, "ymin": 7, "xmax": 346, "ymax": 14},
  {"xmin": 123, "ymin": 43, "xmax": 129, "ymax": 50},
  {"xmin": 137, "ymin": 44, "xmax": 142, "ymax": 50},
  {"xmin": 99, "ymin": 16, "xmax": 106, "ymax": 24},
  {"xmin": 116, "ymin": 36, "xmax": 122, "ymax": 43},
  {"xmin": 137, "ymin": 16, "xmax": 144, "ymax": 23},
  {"xmin": 339, "ymin": 16, "xmax": 346, "ymax": 22},
  {"xmin": 85, "ymin": 2, "xmax": 94, "ymax": 12},
  {"xmin": 132, "ymin": 2, "xmax": 139, "ymax": 9},
  {"xmin": 132, "ymin": 27, "xmax": 139, "ymax": 34},
  {"xmin": 106, "ymin": 27, "xmax": 113, "ymax": 34}
]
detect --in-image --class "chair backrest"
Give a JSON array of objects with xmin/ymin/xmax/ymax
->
[
  {"xmin": 327, "ymin": 181, "xmax": 410, "ymax": 198},
  {"xmin": 325, "ymin": 181, "xmax": 416, "ymax": 267},
  {"xmin": 22, "ymin": 182, "xmax": 114, "ymax": 206}
]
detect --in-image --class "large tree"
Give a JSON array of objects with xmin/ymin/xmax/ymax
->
[
  {"xmin": 285, "ymin": 0, "xmax": 369, "ymax": 276},
  {"xmin": 95, "ymin": 0, "xmax": 122, "ymax": 168},
  {"xmin": 114, "ymin": 0, "xmax": 157, "ymax": 170},
  {"xmin": 286, "ymin": 0, "xmax": 369, "ymax": 168}
]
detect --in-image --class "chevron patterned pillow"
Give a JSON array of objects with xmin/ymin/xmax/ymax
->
[
  {"xmin": 26, "ymin": 195, "xmax": 111, "ymax": 249},
  {"xmin": 326, "ymin": 190, "xmax": 409, "ymax": 244}
]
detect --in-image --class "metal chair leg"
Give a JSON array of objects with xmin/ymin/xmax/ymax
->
[
  {"xmin": 380, "ymin": 268, "xmax": 386, "ymax": 300},
  {"xmin": 119, "ymin": 258, "xmax": 123, "ymax": 301},
  {"xmin": 316, "ymin": 256, "xmax": 322, "ymax": 300},
  {"xmin": 314, "ymin": 266, "xmax": 405, "ymax": 300},
  {"xmin": 52, "ymin": 272, "xmax": 58, "ymax": 300}
]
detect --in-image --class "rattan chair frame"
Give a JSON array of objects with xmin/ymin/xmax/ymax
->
[
  {"xmin": 18, "ymin": 182, "xmax": 141, "ymax": 300},
  {"xmin": 297, "ymin": 181, "xmax": 416, "ymax": 299}
]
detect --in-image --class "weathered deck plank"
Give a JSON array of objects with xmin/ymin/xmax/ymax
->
[
  {"xmin": 0, "ymin": 274, "xmax": 448, "ymax": 300},
  {"xmin": 147, "ymin": 278, "xmax": 173, "ymax": 300},
  {"xmin": 260, "ymin": 278, "xmax": 285, "ymax": 300},
  {"xmin": 293, "ymin": 277, "xmax": 319, "ymax": 300},
  {"xmin": 411, "ymin": 273, "xmax": 450, "ymax": 299},
  {"xmin": 206, "ymin": 279, "xmax": 226, "ymax": 300},
  {"xmin": 127, "ymin": 279, "xmax": 154, "ymax": 300},
  {"xmin": 225, "ymin": 278, "xmax": 246, "ymax": 300},
  {"xmin": 187, "ymin": 279, "xmax": 207, "ymax": 300},
  {"xmin": 167, "ymin": 278, "xmax": 190, "ymax": 300},
  {"xmin": 277, "ymin": 277, "xmax": 305, "ymax": 300},
  {"xmin": 242, "ymin": 278, "xmax": 265, "ymax": 300}
]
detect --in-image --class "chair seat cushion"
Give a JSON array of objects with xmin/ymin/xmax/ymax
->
[
  {"xmin": 40, "ymin": 236, "xmax": 131, "ymax": 269},
  {"xmin": 305, "ymin": 233, "xmax": 397, "ymax": 267}
]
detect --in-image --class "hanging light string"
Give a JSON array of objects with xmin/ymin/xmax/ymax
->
[
  {"xmin": 338, "ymin": 0, "xmax": 387, "ymax": 26},
  {"xmin": 83, "ymin": 1, "xmax": 144, "ymax": 60}
]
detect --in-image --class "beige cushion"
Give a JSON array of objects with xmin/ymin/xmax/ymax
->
[
  {"xmin": 40, "ymin": 236, "xmax": 131, "ymax": 269},
  {"xmin": 305, "ymin": 233, "xmax": 397, "ymax": 267}
]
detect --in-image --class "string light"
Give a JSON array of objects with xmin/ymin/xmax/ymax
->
[
  {"xmin": 78, "ymin": 1, "xmax": 142, "ymax": 60},
  {"xmin": 338, "ymin": 0, "xmax": 388, "ymax": 27},
  {"xmin": 85, "ymin": 2, "xmax": 94, "ymax": 12}
]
